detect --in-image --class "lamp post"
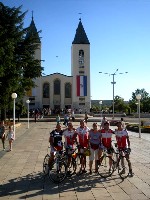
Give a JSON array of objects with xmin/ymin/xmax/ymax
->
[
  {"xmin": 99, "ymin": 69, "xmax": 128, "ymax": 119},
  {"xmin": 136, "ymin": 94, "xmax": 141, "ymax": 138},
  {"xmin": 26, "ymin": 100, "xmax": 30, "ymax": 129},
  {"xmin": 99, "ymin": 100, "xmax": 102, "ymax": 121},
  {"xmin": 135, "ymin": 102, "xmax": 138, "ymax": 114},
  {"xmin": 11, "ymin": 93, "xmax": 17, "ymax": 139}
]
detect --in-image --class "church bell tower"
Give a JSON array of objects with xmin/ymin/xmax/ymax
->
[{"xmin": 71, "ymin": 18, "xmax": 90, "ymax": 112}]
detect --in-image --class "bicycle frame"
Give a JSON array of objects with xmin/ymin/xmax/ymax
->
[{"xmin": 113, "ymin": 148, "xmax": 131, "ymax": 179}]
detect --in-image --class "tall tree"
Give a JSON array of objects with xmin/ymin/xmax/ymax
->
[
  {"xmin": 0, "ymin": 3, "xmax": 43, "ymax": 120},
  {"xmin": 129, "ymin": 88, "xmax": 150, "ymax": 113}
]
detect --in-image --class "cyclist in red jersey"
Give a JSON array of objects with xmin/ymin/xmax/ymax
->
[
  {"xmin": 99, "ymin": 121, "xmax": 114, "ymax": 172},
  {"xmin": 63, "ymin": 122, "xmax": 77, "ymax": 175},
  {"xmin": 63, "ymin": 122, "xmax": 76, "ymax": 148},
  {"xmin": 76, "ymin": 120, "xmax": 90, "ymax": 173},
  {"xmin": 115, "ymin": 121, "xmax": 133, "ymax": 176},
  {"xmin": 100, "ymin": 121, "xmax": 114, "ymax": 149}
]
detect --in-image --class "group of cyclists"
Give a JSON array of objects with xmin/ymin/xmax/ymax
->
[{"xmin": 47, "ymin": 117, "xmax": 133, "ymax": 177}]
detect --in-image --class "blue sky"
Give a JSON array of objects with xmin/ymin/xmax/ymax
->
[{"xmin": 2, "ymin": 0, "xmax": 150, "ymax": 101}]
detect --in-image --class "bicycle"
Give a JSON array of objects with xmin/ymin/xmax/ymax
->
[
  {"xmin": 43, "ymin": 146, "xmax": 68, "ymax": 184},
  {"xmin": 43, "ymin": 153, "xmax": 50, "ymax": 175},
  {"xmin": 64, "ymin": 144, "xmax": 90, "ymax": 175},
  {"xmin": 64, "ymin": 145, "xmax": 80, "ymax": 175},
  {"xmin": 113, "ymin": 146, "xmax": 132, "ymax": 179},
  {"xmin": 48, "ymin": 149, "xmax": 68, "ymax": 183},
  {"xmin": 76, "ymin": 146, "xmax": 90, "ymax": 174},
  {"xmin": 97, "ymin": 147, "xmax": 115, "ymax": 178}
]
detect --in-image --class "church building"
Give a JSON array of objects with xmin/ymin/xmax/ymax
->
[{"xmin": 26, "ymin": 17, "xmax": 91, "ymax": 113}]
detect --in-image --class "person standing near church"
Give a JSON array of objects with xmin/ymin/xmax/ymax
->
[
  {"xmin": 121, "ymin": 117, "xmax": 126, "ymax": 129},
  {"xmin": 56, "ymin": 114, "xmax": 61, "ymax": 125},
  {"xmin": 6, "ymin": 126, "xmax": 14, "ymax": 151},
  {"xmin": 0, "ymin": 121, "xmax": 6, "ymax": 151},
  {"xmin": 100, "ymin": 116, "xmax": 107, "ymax": 129},
  {"xmin": 84, "ymin": 112, "xmax": 88, "ymax": 123}
]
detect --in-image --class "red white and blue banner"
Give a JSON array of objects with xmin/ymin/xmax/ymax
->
[{"xmin": 76, "ymin": 75, "xmax": 87, "ymax": 96}]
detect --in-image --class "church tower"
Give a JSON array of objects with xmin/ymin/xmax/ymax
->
[
  {"xmin": 71, "ymin": 18, "xmax": 90, "ymax": 112},
  {"xmin": 25, "ymin": 13, "xmax": 41, "ymax": 98},
  {"xmin": 25, "ymin": 12, "xmax": 41, "ymax": 62}
]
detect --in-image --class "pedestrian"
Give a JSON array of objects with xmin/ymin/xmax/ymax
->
[
  {"xmin": 63, "ymin": 113, "xmax": 69, "ymax": 127},
  {"xmin": 89, "ymin": 123, "xmax": 101, "ymax": 174},
  {"xmin": 79, "ymin": 108, "xmax": 82, "ymax": 114},
  {"xmin": 56, "ymin": 114, "xmax": 61, "ymax": 125},
  {"xmin": 34, "ymin": 109, "xmax": 37, "ymax": 122},
  {"xmin": 34, "ymin": 108, "xmax": 38, "ymax": 123},
  {"xmin": 121, "ymin": 117, "xmax": 126, "ymax": 129},
  {"xmin": 100, "ymin": 116, "xmax": 107, "ymax": 129},
  {"xmin": 84, "ymin": 112, "xmax": 88, "ymax": 123},
  {"xmin": 71, "ymin": 109, "xmax": 75, "ymax": 122},
  {"xmin": 0, "ymin": 121, "xmax": 6, "ymax": 150},
  {"xmin": 6, "ymin": 126, "xmax": 14, "ymax": 151}
]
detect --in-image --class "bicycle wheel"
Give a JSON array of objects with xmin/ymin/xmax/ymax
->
[
  {"xmin": 43, "ymin": 154, "xmax": 50, "ymax": 175},
  {"xmin": 98, "ymin": 155, "xmax": 115, "ymax": 178},
  {"xmin": 65, "ymin": 154, "xmax": 77, "ymax": 175},
  {"xmin": 118, "ymin": 156, "xmax": 130, "ymax": 179},
  {"xmin": 74, "ymin": 153, "xmax": 82, "ymax": 174},
  {"xmin": 48, "ymin": 159, "xmax": 68, "ymax": 183},
  {"xmin": 71, "ymin": 157, "xmax": 77, "ymax": 174}
]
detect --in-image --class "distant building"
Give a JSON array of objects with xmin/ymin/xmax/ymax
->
[
  {"xmin": 91, "ymin": 100, "xmax": 128, "ymax": 107},
  {"xmin": 24, "ymin": 17, "xmax": 91, "ymax": 112},
  {"xmin": 91, "ymin": 100, "xmax": 113, "ymax": 107}
]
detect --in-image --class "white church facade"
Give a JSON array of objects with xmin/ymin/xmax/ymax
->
[{"xmin": 26, "ymin": 18, "xmax": 91, "ymax": 113}]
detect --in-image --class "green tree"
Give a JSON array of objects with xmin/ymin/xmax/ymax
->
[
  {"xmin": 109, "ymin": 95, "xmax": 129, "ymax": 113},
  {"xmin": 0, "ymin": 3, "xmax": 43, "ymax": 120},
  {"xmin": 129, "ymin": 88, "xmax": 150, "ymax": 113}
]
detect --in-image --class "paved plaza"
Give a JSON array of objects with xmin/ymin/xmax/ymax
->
[{"xmin": 0, "ymin": 119, "xmax": 150, "ymax": 200}]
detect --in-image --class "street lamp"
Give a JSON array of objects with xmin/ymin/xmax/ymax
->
[
  {"xmin": 99, "ymin": 69, "xmax": 128, "ymax": 119},
  {"xmin": 99, "ymin": 100, "xmax": 102, "ymax": 121},
  {"xmin": 26, "ymin": 100, "xmax": 30, "ymax": 129},
  {"xmin": 135, "ymin": 102, "xmax": 138, "ymax": 114},
  {"xmin": 11, "ymin": 93, "xmax": 17, "ymax": 139},
  {"xmin": 136, "ymin": 94, "xmax": 141, "ymax": 138}
]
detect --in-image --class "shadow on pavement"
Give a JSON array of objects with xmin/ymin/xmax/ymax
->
[{"xmin": 0, "ymin": 171, "xmax": 124, "ymax": 199}]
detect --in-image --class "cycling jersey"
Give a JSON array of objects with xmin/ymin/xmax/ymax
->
[
  {"xmin": 101, "ymin": 129, "xmax": 113, "ymax": 148},
  {"xmin": 115, "ymin": 129, "xmax": 128, "ymax": 149},
  {"xmin": 76, "ymin": 126, "xmax": 90, "ymax": 148},
  {"xmin": 63, "ymin": 129, "xmax": 76, "ymax": 147},
  {"xmin": 50, "ymin": 129, "xmax": 63, "ymax": 149}
]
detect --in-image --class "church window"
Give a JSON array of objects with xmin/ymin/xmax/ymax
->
[
  {"xmin": 79, "ymin": 71, "xmax": 84, "ymax": 74},
  {"xmin": 79, "ymin": 50, "xmax": 84, "ymax": 64},
  {"xmin": 65, "ymin": 83, "xmax": 71, "ymax": 98},
  {"xmin": 79, "ymin": 50, "xmax": 84, "ymax": 57},
  {"xmin": 79, "ymin": 103, "xmax": 85, "ymax": 105},
  {"xmin": 43, "ymin": 83, "xmax": 49, "ymax": 98},
  {"xmin": 79, "ymin": 66, "xmax": 84, "ymax": 68},
  {"xmin": 54, "ymin": 79, "xmax": 60, "ymax": 95}
]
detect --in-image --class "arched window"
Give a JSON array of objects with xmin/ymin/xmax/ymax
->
[
  {"xmin": 79, "ymin": 50, "xmax": 84, "ymax": 64},
  {"xmin": 54, "ymin": 79, "xmax": 60, "ymax": 95},
  {"xmin": 43, "ymin": 83, "xmax": 49, "ymax": 98},
  {"xmin": 65, "ymin": 83, "xmax": 71, "ymax": 98},
  {"xmin": 79, "ymin": 50, "xmax": 84, "ymax": 57}
]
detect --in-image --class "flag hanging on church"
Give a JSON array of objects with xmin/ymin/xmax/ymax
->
[{"xmin": 76, "ymin": 75, "xmax": 87, "ymax": 96}]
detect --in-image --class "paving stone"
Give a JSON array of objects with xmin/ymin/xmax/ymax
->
[{"xmin": 0, "ymin": 120, "xmax": 150, "ymax": 200}]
